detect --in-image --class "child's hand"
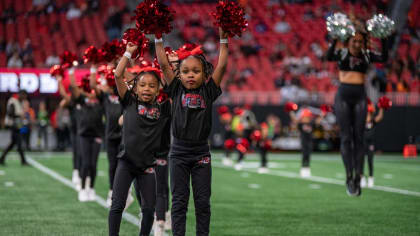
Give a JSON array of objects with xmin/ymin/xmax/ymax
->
[
  {"xmin": 219, "ymin": 27, "xmax": 228, "ymax": 39},
  {"xmin": 168, "ymin": 52, "xmax": 179, "ymax": 62},
  {"xmin": 126, "ymin": 42, "xmax": 138, "ymax": 54}
]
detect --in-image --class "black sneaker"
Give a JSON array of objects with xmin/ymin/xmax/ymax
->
[
  {"xmin": 346, "ymin": 179, "xmax": 357, "ymax": 196},
  {"xmin": 0, "ymin": 159, "xmax": 5, "ymax": 166},
  {"xmin": 21, "ymin": 161, "xmax": 29, "ymax": 166}
]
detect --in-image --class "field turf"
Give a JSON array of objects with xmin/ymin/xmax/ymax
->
[{"xmin": 1, "ymin": 151, "xmax": 419, "ymax": 236}]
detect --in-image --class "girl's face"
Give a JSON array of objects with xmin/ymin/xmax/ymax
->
[
  {"xmin": 180, "ymin": 56, "xmax": 205, "ymax": 90},
  {"xmin": 349, "ymin": 33, "xmax": 364, "ymax": 55},
  {"xmin": 136, "ymin": 73, "xmax": 159, "ymax": 103}
]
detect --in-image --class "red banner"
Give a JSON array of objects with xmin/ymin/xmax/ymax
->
[{"xmin": 0, "ymin": 68, "xmax": 89, "ymax": 96}]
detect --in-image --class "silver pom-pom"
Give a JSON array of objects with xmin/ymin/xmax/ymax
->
[
  {"xmin": 326, "ymin": 12, "xmax": 355, "ymax": 41},
  {"xmin": 366, "ymin": 14, "xmax": 395, "ymax": 38}
]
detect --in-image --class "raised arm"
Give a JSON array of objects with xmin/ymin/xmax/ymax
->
[
  {"xmin": 155, "ymin": 36, "xmax": 175, "ymax": 85},
  {"xmin": 374, "ymin": 107, "xmax": 384, "ymax": 123},
  {"xmin": 89, "ymin": 65, "xmax": 102, "ymax": 96},
  {"xmin": 68, "ymin": 68, "xmax": 82, "ymax": 99},
  {"xmin": 56, "ymin": 75, "xmax": 71, "ymax": 102},
  {"xmin": 326, "ymin": 39, "xmax": 340, "ymax": 61},
  {"xmin": 212, "ymin": 28, "xmax": 229, "ymax": 87},
  {"xmin": 114, "ymin": 42, "xmax": 137, "ymax": 98},
  {"xmin": 370, "ymin": 38, "xmax": 388, "ymax": 63}
]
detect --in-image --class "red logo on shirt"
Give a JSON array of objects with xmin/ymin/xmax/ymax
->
[
  {"xmin": 182, "ymin": 93, "xmax": 206, "ymax": 109},
  {"xmin": 138, "ymin": 104, "xmax": 160, "ymax": 120},
  {"xmin": 198, "ymin": 156, "xmax": 211, "ymax": 165},
  {"xmin": 156, "ymin": 159, "xmax": 167, "ymax": 166}
]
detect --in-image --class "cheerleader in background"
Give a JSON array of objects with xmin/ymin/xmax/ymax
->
[
  {"xmin": 233, "ymin": 106, "xmax": 257, "ymax": 171},
  {"xmin": 360, "ymin": 98, "xmax": 385, "ymax": 188},
  {"xmin": 326, "ymin": 26, "xmax": 388, "ymax": 196},
  {"xmin": 218, "ymin": 105, "xmax": 234, "ymax": 166},
  {"xmin": 251, "ymin": 122, "xmax": 272, "ymax": 174},
  {"xmin": 289, "ymin": 106, "xmax": 324, "ymax": 178}
]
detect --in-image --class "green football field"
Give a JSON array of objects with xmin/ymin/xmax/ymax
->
[{"xmin": 1, "ymin": 151, "xmax": 420, "ymax": 236}]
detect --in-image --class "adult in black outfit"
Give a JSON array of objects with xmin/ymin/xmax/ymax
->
[{"xmin": 327, "ymin": 29, "xmax": 388, "ymax": 196}]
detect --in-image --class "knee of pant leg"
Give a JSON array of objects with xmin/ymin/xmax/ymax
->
[
  {"xmin": 110, "ymin": 199, "xmax": 125, "ymax": 214},
  {"xmin": 141, "ymin": 207, "xmax": 155, "ymax": 218}
]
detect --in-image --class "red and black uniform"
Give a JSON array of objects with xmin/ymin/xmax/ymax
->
[
  {"xmin": 167, "ymin": 77, "xmax": 221, "ymax": 236},
  {"xmin": 108, "ymin": 92, "xmax": 171, "ymax": 236}
]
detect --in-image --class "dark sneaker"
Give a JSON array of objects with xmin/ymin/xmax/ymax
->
[
  {"xmin": 354, "ymin": 176, "xmax": 362, "ymax": 197},
  {"xmin": 346, "ymin": 179, "xmax": 357, "ymax": 196}
]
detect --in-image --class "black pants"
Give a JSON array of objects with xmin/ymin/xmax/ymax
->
[
  {"xmin": 301, "ymin": 135, "xmax": 312, "ymax": 167},
  {"xmin": 363, "ymin": 138, "xmax": 374, "ymax": 177},
  {"xmin": 155, "ymin": 159, "xmax": 169, "ymax": 221},
  {"xmin": 22, "ymin": 129, "xmax": 31, "ymax": 151},
  {"xmin": 107, "ymin": 138, "xmax": 121, "ymax": 190},
  {"xmin": 79, "ymin": 136, "xmax": 101, "ymax": 189},
  {"xmin": 70, "ymin": 129, "xmax": 81, "ymax": 172},
  {"xmin": 334, "ymin": 83, "xmax": 367, "ymax": 180},
  {"xmin": 133, "ymin": 158, "xmax": 169, "ymax": 221},
  {"xmin": 170, "ymin": 157, "xmax": 212, "ymax": 236},
  {"xmin": 109, "ymin": 159, "xmax": 156, "ymax": 236},
  {"xmin": 38, "ymin": 125, "xmax": 48, "ymax": 150},
  {"xmin": 0, "ymin": 128, "xmax": 26, "ymax": 164},
  {"xmin": 259, "ymin": 147, "xmax": 267, "ymax": 167}
]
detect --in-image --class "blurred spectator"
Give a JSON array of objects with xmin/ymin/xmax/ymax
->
[
  {"xmin": 0, "ymin": 37, "xmax": 6, "ymax": 52},
  {"xmin": 255, "ymin": 19, "xmax": 268, "ymax": 33},
  {"xmin": 37, "ymin": 101, "xmax": 49, "ymax": 150},
  {"xmin": 66, "ymin": 3, "xmax": 82, "ymax": 20},
  {"xmin": 22, "ymin": 54, "xmax": 35, "ymax": 67},
  {"xmin": 7, "ymin": 52, "xmax": 23, "ymax": 68},
  {"xmin": 105, "ymin": 6, "xmax": 123, "ymax": 40},
  {"xmin": 1, "ymin": 5, "xmax": 16, "ymax": 23},
  {"xmin": 45, "ymin": 53, "xmax": 60, "ymax": 67},
  {"xmin": 56, "ymin": 106, "xmax": 71, "ymax": 151},
  {"xmin": 280, "ymin": 77, "xmax": 309, "ymax": 103},
  {"xmin": 21, "ymin": 39, "xmax": 33, "ymax": 58},
  {"xmin": 21, "ymin": 100, "xmax": 35, "ymax": 151},
  {"xmin": 274, "ymin": 16, "xmax": 290, "ymax": 34},
  {"xmin": 6, "ymin": 39, "xmax": 21, "ymax": 58}
]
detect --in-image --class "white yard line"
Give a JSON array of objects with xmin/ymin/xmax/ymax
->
[
  {"xmin": 212, "ymin": 162, "xmax": 420, "ymax": 197},
  {"xmin": 25, "ymin": 156, "xmax": 140, "ymax": 226}
]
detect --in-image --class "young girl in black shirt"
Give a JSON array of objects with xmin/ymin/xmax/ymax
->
[
  {"xmin": 108, "ymin": 42, "xmax": 171, "ymax": 236},
  {"xmin": 155, "ymin": 27, "xmax": 228, "ymax": 236}
]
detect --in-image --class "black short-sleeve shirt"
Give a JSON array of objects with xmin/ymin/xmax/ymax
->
[
  {"xmin": 74, "ymin": 94, "xmax": 104, "ymax": 138},
  {"xmin": 167, "ymin": 78, "xmax": 222, "ymax": 142},
  {"xmin": 120, "ymin": 92, "xmax": 171, "ymax": 170},
  {"xmin": 97, "ymin": 92, "xmax": 123, "ymax": 140}
]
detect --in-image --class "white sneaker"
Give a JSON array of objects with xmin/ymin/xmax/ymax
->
[
  {"xmin": 222, "ymin": 157, "xmax": 233, "ymax": 166},
  {"xmin": 72, "ymin": 169, "xmax": 79, "ymax": 184},
  {"xmin": 360, "ymin": 176, "xmax": 367, "ymax": 188},
  {"xmin": 154, "ymin": 221, "xmax": 165, "ymax": 236},
  {"xmin": 300, "ymin": 167, "xmax": 311, "ymax": 178},
  {"xmin": 125, "ymin": 188, "xmax": 134, "ymax": 210},
  {"xmin": 88, "ymin": 189, "xmax": 96, "ymax": 201},
  {"xmin": 164, "ymin": 211, "xmax": 171, "ymax": 230},
  {"xmin": 234, "ymin": 163, "xmax": 243, "ymax": 171},
  {"xmin": 76, "ymin": 182, "xmax": 82, "ymax": 192},
  {"xmin": 258, "ymin": 167, "xmax": 269, "ymax": 174},
  {"xmin": 106, "ymin": 190, "xmax": 113, "ymax": 207},
  {"xmin": 78, "ymin": 189, "xmax": 89, "ymax": 202},
  {"xmin": 367, "ymin": 177, "xmax": 374, "ymax": 188}
]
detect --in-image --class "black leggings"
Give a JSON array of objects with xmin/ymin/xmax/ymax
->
[
  {"xmin": 109, "ymin": 160, "xmax": 156, "ymax": 236},
  {"xmin": 259, "ymin": 147, "xmax": 267, "ymax": 167},
  {"xmin": 79, "ymin": 136, "xmax": 101, "ymax": 189},
  {"xmin": 106, "ymin": 138, "xmax": 121, "ymax": 190},
  {"xmin": 170, "ymin": 157, "xmax": 212, "ymax": 236},
  {"xmin": 0, "ymin": 128, "xmax": 26, "ymax": 164},
  {"xmin": 363, "ymin": 139, "xmax": 374, "ymax": 177},
  {"xmin": 70, "ymin": 129, "xmax": 81, "ymax": 171},
  {"xmin": 301, "ymin": 135, "xmax": 312, "ymax": 167},
  {"xmin": 334, "ymin": 83, "xmax": 367, "ymax": 180}
]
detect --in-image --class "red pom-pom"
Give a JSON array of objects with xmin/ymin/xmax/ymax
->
[
  {"xmin": 101, "ymin": 40, "xmax": 125, "ymax": 62},
  {"xmin": 263, "ymin": 140, "xmax": 272, "ymax": 150},
  {"xmin": 251, "ymin": 130, "xmax": 262, "ymax": 142},
  {"xmin": 122, "ymin": 28, "xmax": 149, "ymax": 59},
  {"xmin": 224, "ymin": 139, "xmax": 235, "ymax": 150},
  {"xmin": 284, "ymin": 102, "xmax": 298, "ymax": 113},
  {"xmin": 320, "ymin": 104, "xmax": 332, "ymax": 114},
  {"xmin": 60, "ymin": 50, "xmax": 78, "ymax": 69},
  {"xmin": 127, "ymin": 59, "xmax": 162, "ymax": 79},
  {"xmin": 157, "ymin": 88, "xmax": 169, "ymax": 103},
  {"xmin": 217, "ymin": 105, "xmax": 229, "ymax": 115},
  {"xmin": 211, "ymin": 0, "xmax": 248, "ymax": 38},
  {"xmin": 236, "ymin": 138, "xmax": 250, "ymax": 154},
  {"xmin": 378, "ymin": 96, "xmax": 392, "ymax": 110},
  {"xmin": 83, "ymin": 46, "xmax": 103, "ymax": 64},
  {"xmin": 233, "ymin": 107, "xmax": 244, "ymax": 115},
  {"xmin": 50, "ymin": 65, "xmax": 64, "ymax": 78},
  {"xmin": 133, "ymin": 0, "xmax": 175, "ymax": 39},
  {"xmin": 105, "ymin": 70, "xmax": 116, "ymax": 88}
]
